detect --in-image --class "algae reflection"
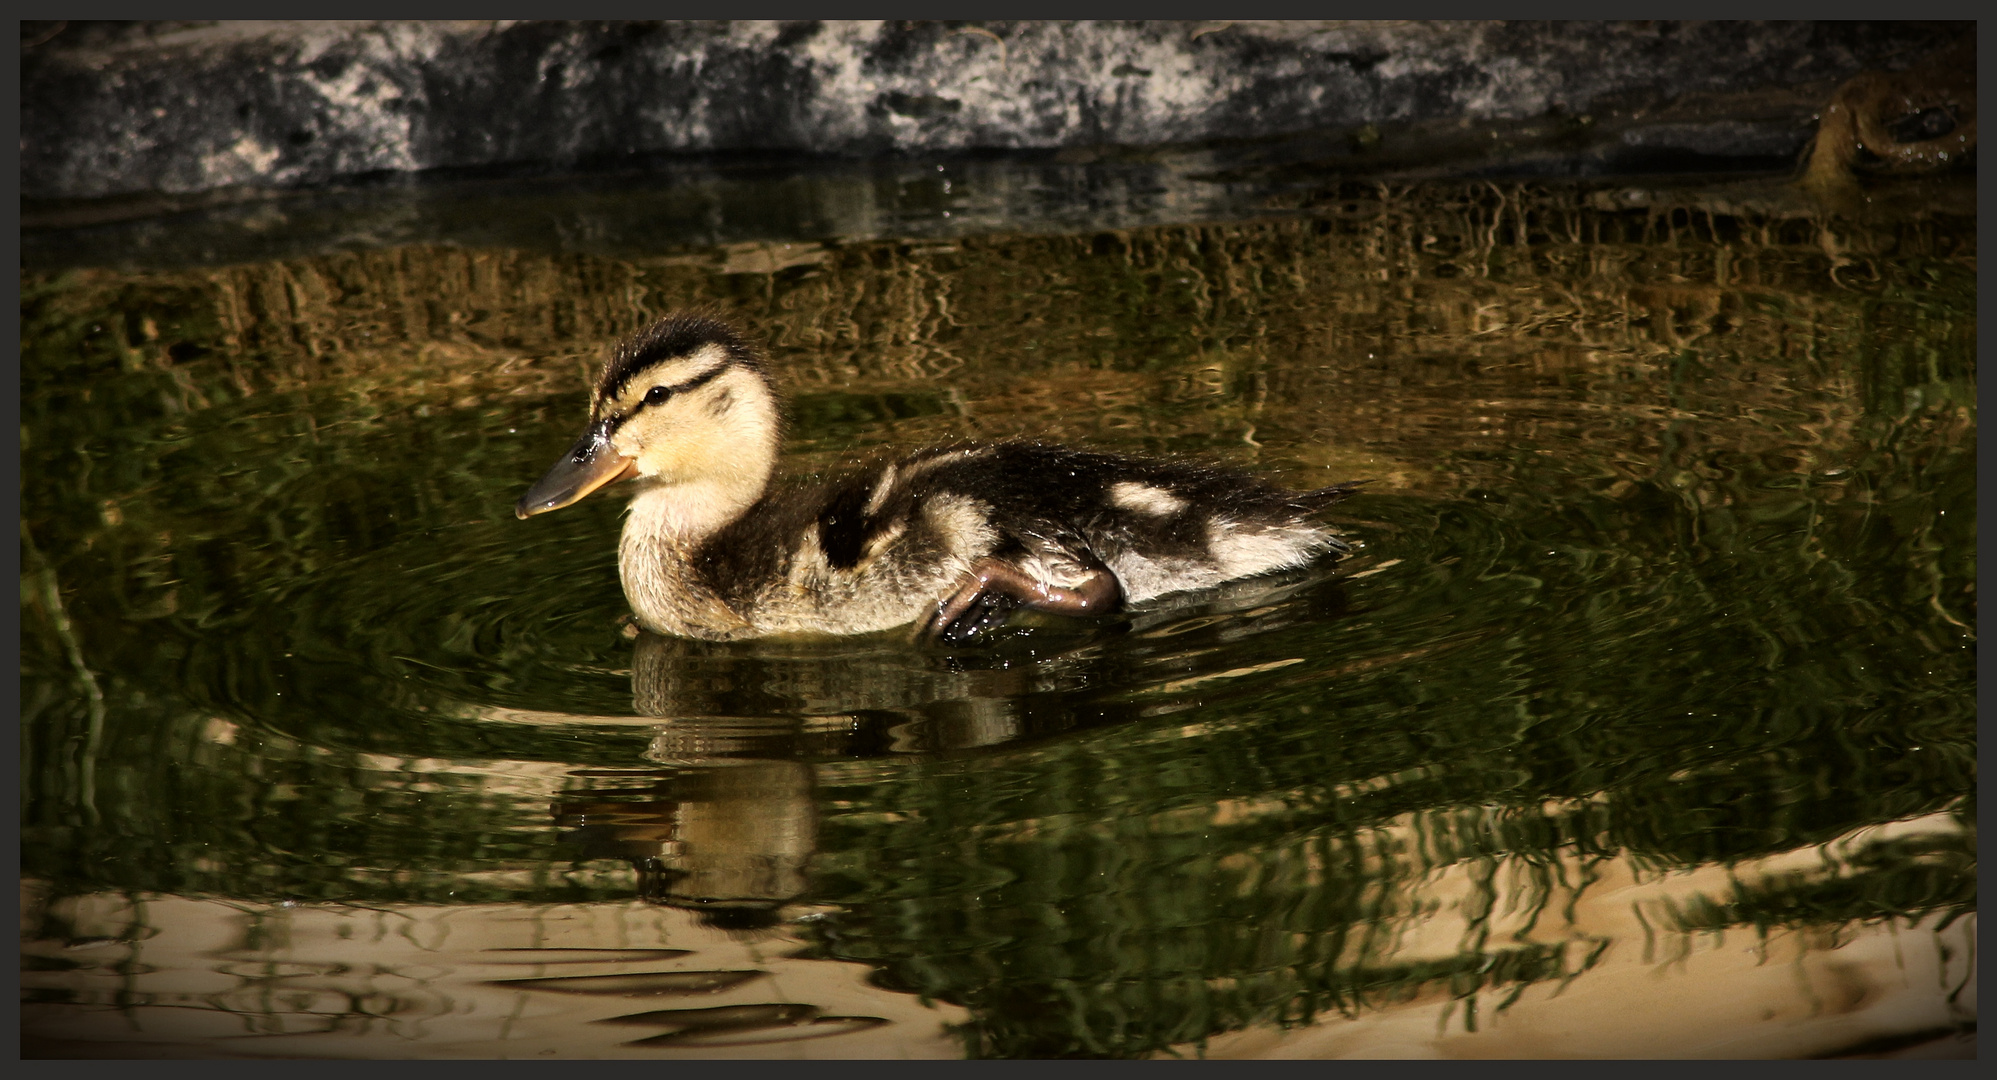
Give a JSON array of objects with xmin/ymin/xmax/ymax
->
[{"xmin": 20, "ymin": 176, "xmax": 1976, "ymax": 1057}]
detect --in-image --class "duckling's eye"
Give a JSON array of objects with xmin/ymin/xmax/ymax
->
[{"xmin": 644, "ymin": 385, "xmax": 671, "ymax": 406}]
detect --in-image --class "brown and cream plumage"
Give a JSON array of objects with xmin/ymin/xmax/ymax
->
[{"xmin": 516, "ymin": 312, "xmax": 1366, "ymax": 645}]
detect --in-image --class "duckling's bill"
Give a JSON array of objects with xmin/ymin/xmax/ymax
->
[{"xmin": 516, "ymin": 426, "xmax": 639, "ymax": 519}]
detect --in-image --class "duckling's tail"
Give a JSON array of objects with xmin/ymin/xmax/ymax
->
[{"xmin": 1298, "ymin": 479, "xmax": 1373, "ymax": 512}]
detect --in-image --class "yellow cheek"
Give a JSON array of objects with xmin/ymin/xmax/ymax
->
[{"xmin": 633, "ymin": 437, "xmax": 699, "ymax": 479}]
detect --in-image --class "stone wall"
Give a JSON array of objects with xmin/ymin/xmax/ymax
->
[{"xmin": 19, "ymin": 20, "xmax": 1965, "ymax": 202}]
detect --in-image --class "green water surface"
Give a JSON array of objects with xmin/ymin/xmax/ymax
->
[{"xmin": 20, "ymin": 177, "xmax": 1975, "ymax": 1056}]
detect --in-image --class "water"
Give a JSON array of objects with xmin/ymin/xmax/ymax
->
[{"xmin": 20, "ymin": 171, "xmax": 1976, "ymax": 1058}]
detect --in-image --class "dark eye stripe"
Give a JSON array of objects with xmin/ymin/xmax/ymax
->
[
  {"xmin": 650, "ymin": 365, "xmax": 727, "ymax": 404},
  {"xmin": 603, "ymin": 364, "xmax": 731, "ymax": 434}
]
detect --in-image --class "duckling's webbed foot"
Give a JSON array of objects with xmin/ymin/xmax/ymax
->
[
  {"xmin": 932, "ymin": 589, "xmax": 1022, "ymax": 646},
  {"xmin": 920, "ymin": 557, "xmax": 1124, "ymax": 645}
]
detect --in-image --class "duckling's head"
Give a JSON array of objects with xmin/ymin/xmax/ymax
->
[{"xmin": 516, "ymin": 313, "xmax": 782, "ymax": 521}]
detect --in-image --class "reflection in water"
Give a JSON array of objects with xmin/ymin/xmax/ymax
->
[
  {"xmin": 557, "ymin": 626, "xmax": 1158, "ymax": 927},
  {"xmin": 20, "ymin": 174, "xmax": 1975, "ymax": 1057},
  {"xmin": 559, "ymin": 757, "xmax": 817, "ymax": 930},
  {"xmin": 20, "ymin": 888, "xmax": 967, "ymax": 1058},
  {"xmin": 20, "ymin": 810, "xmax": 1975, "ymax": 1058}
]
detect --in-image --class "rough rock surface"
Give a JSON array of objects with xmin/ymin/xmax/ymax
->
[{"xmin": 20, "ymin": 20, "xmax": 1964, "ymax": 201}]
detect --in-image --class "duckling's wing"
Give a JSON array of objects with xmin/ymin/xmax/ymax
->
[{"xmin": 879, "ymin": 442, "xmax": 1366, "ymax": 644}]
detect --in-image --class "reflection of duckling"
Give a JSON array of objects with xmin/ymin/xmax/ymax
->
[
  {"xmin": 517, "ymin": 312, "xmax": 1366, "ymax": 644},
  {"xmin": 555, "ymin": 757, "xmax": 816, "ymax": 933}
]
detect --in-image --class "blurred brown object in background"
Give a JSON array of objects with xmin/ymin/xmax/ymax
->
[{"xmin": 1802, "ymin": 40, "xmax": 1975, "ymax": 196}]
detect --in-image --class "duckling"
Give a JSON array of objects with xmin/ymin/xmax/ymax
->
[{"xmin": 516, "ymin": 312, "xmax": 1367, "ymax": 645}]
